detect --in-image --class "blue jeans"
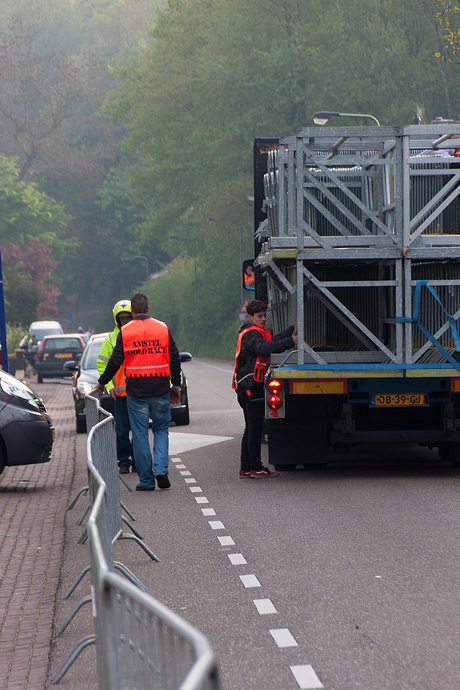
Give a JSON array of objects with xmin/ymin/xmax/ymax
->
[
  {"xmin": 127, "ymin": 393, "xmax": 171, "ymax": 487},
  {"xmin": 113, "ymin": 396, "xmax": 133, "ymax": 468}
]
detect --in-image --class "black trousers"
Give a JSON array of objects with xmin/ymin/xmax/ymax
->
[{"xmin": 237, "ymin": 388, "xmax": 264, "ymax": 471}]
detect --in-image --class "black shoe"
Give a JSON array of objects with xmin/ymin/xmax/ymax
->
[
  {"xmin": 156, "ymin": 474, "xmax": 171, "ymax": 489},
  {"xmin": 119, "ymin": 465, "xmax": 130, "ymax": 474},
  {"xmin": 135, "ymin": 483, "xmax": 155, "ymax": 491}
]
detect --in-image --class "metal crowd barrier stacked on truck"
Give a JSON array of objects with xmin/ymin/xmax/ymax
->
[
  {"xmin": 255, "ymin": 124, "xmax": 460, "ymax": 467},
  {"xmin": 258, "ymin": 124, "xmax": 460, "ymax": 368}
]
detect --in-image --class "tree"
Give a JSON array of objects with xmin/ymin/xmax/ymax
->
[
  {"xmin": 0, "ymin": 155, "xmax": 73, "ymax": 256},
  {"xmin": 3, "ymin": 239, "xmax": 59, "ymax": 318}
]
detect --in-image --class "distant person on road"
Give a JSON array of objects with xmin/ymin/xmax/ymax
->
[
  {"xmin": 244, "ymin": 265, "xmax": 255, "ymax": 289},
  {"xmin": 97, "ymin": 300, "xmax": 134, "ymax": 474},
  {"xmin": 232, "ymin": 299, "xmax": 297, "ymax": 478},
  {"xmin": 95, "ymin": 293, "xmax": 181, "ymax": 492}
]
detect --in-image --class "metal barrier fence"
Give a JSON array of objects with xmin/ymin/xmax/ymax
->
[{"xmin": 53, "ymin": 397, "xmax": 220, "ymax": 689}]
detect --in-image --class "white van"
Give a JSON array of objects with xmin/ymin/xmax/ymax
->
[{"xmin": 28, "ymin": 321, "xmax": 63, "ymax": 341}]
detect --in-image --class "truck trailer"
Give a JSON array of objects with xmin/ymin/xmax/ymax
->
[{"xmin": 253, "ymin": 124, "xmax": 460, "ymax": 469}]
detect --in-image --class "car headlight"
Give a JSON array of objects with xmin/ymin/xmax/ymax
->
[{"xmin": 77, "ymin": 380, "xmax": 94, "ymax": 396}]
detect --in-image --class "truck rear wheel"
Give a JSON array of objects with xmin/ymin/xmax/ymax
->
[{"xmin": 438, "ymin": 442, "xmax": 460, "ymax": 466}]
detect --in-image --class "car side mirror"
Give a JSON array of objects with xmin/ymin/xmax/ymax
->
[
  {"xmin": 63, "ymin": 360, "xmax": 77, "ymax": 371},
  {"xmin": 179, "ymin": 352, "xmax": 192, "ymax": 363}
]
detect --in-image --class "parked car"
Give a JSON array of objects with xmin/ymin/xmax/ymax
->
[
  {"xmin": 0, "ymin": 369, "xmax": 54, "ymax": 474},
  {"xmin": 35, "ymin": 334, "xmax": 87, "ymax": 383},
  {"xmin": 19, "ymin": 321, "xmax": 64, "ymax": 368},
  {"xmin": 64, "ymin": 336, "xmax": 192, "ymax": 433},
  {"xmin": 64, "ymin": 333, "xmax": 113, "ymax": 433}
]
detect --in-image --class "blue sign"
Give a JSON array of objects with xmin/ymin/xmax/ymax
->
[{"xmin": 66, "ymin": 312, "xmax": 72, "ymax": 324}]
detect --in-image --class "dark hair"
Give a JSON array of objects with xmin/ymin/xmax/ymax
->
[
  {"xmin": 246, "ymin": 299, "xmax": 267, "ymax": 316},
  {"xmin": 130, "ymin": 293, "xmax": 149, "ymax": 314}
]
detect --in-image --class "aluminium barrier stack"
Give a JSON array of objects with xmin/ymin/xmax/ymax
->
[
  {"xmin": 53, "ymin": 393, "xmax": 220, "ymax": 688},
  {"xmin": 257, "ymin": 124, "xmax": 460, "ymax": 373},
  {"xmin": 67, "ymin": 392, "xmax": 157, "ymax": 561}
]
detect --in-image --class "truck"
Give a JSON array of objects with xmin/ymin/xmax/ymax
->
[{"xmin": 252, "ymin": 124, "xmax": 460, "ymax": 469}]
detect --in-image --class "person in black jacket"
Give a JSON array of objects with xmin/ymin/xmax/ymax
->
[{"xmin": 232, "ymin": 300, "xmax": 297, "ymax": 478}]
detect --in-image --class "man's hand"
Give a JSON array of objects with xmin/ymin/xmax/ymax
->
[
  {"xmin": 292, "ymin": 329, "xmax": 298, "ymax": 347},
  {"xmin": 94, "ymin": 382, "xmax": 105, "ymax": 396},
  {"xmin": 109, "ymin": 388, "xmax": 117, "ymax": 400},
  {"xmin": 170, "ymin": 386, "xmax": 181, "ymax": 405}
]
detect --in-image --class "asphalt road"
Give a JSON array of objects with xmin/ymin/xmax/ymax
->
[{"xmin": 47, "ymin": 358, "xmax": 460, "ymax": 690}]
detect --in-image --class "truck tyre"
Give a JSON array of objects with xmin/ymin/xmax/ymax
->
[
  {"xmin": 439, "ymin": 442, "xmax": 460, "ymax": 466},
  {"xmin": 37, "ymin": 374, "xmax": 43, "ymax": 384}
]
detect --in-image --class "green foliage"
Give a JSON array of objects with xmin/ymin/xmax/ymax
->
[
  {"xmin": 6, "ymin": 323, "xmax": 28, "ymax": 351},
  {"xmin": 0, "ymin": 155, "xmax": 74, "ymax": 258},
  {"xmin": 3, "ymin": 267, "xmax": 39, "ymax": 327}
]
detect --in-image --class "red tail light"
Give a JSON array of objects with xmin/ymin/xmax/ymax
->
[
  {"xmin": 37, "ymin": 340, "xmax": 45, "ymax": 357},
  {"xmin": 268, "ymin": 395, "xmax": 282, "ymax": 410},
  {"xmin": 267, "ymin": 379, "xmax": 282, "ymax": 395}
]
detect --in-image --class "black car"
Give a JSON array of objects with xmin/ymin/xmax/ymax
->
[
  {"xmin": 64, "ymin": 335, "xmax": 192, "ymax": 433},
  {"xmin": 35, "ymin": 334, "xmax": 87, "ymax": 383},
  {"xmin": 0, "ymin": 370, "xmax": 54, "ymax": 474}
]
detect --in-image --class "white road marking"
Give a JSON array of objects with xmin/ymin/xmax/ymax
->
[
  {"xmin": 169, "ymin": 432, "xmax": 233, "ymax": 454},
  {"xmin": 239, "ymin": 574, "xmax": 261, "ymax": 588},
  {"xmin": 195, "ymin": 361, "xmax": 233, "ymax": 373},
  {"xmin": 269, "ymin": 628, "xmax": 298, "ymax": 648},
  {"xmin": 180, "ymin": 470, "xmax": 191, "ymax": 475},
  {"xmin": 177, "ymin": 445, "xmax": 324, "ymax": 690},
  {"xmin": 253, "ymin": 598, "xmax": 277, "ymax": 615},
  {"xmin": 290, "ymin": 665, "xmax": 324, "ymax": 689}
]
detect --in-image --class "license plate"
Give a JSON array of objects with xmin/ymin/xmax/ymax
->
[
  {"xmin": 55, "ymin": 352, "xmax": 72, "ymax": 358},
  {"xmin": 371, "ymin": 393, "xmax": 427, "ymax": 407}
]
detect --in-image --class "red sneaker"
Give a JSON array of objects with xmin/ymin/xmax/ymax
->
[
  {"xmin": 239, "ymin": 470, "xmax": 250, "ymax": 478},
  {"xmin": 250, "ymin": 467, "xmax": 280, "ymax": 478}
]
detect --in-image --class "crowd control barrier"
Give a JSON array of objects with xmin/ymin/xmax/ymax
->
[
  {"xmin": 53, "ymin": 402, "xmax": 220, "ymax": 689},
  {"xmin": 67, "ymin": 392, "xmax": 158, "ymax": 561}
]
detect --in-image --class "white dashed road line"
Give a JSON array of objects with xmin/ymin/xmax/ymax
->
[
  {"xmin": 270, "ymin": 628, "xmax": 298, "ymax": 648},
  {"xmin": 253, "ymin": 598, "xmax": 277, "ymax": 615},
  {"xmin": 290, "ymin": 665, "xmax": 324, "ymax": 689},
  {"xmin": 239, "ymin": 574, "xmax": 261, "ymax": 588},
  {"xmin": 172, "ymin": 452, "xmax": 324, "ymax": 689}
]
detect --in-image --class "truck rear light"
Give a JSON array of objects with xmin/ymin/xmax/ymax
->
[
  {"xmin": 37, "ymin": 341, "xmax": 45, "ymax": 357},
  {"xmin": 268, "ymin": 394, "xmax": 282, "ymax": 410},
  {"xmin": 267, "ymin": 379, "xmax": 282, "ymax": 395}
]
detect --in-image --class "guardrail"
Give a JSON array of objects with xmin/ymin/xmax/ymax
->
[{"xmin": 52, "ymin": 394, "xmax": 220, "ymax": 688}]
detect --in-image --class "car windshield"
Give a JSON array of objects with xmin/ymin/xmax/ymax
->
[
  {"xmin": 33, "ymin": 327, "xmax": 62, "ymax": 340},
  {"xmin": 45, "ymin": 338, "xmax": 82, "ymax": 350},
  {"xmin": 80, "ymin": 340, "xmax": 104, "ymax": 371}
]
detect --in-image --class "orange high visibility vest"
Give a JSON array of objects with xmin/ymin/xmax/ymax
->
[
  {"xmin": 123, "ymin": 318, "xmax": 170, "ymax": 378},
  {"xmin": 232, "ymin": 325, "xmax": 271, "ymax": 390},
  {"xmin": 114, "ymin": 365, "xmax": 126, "ymax": 396}
]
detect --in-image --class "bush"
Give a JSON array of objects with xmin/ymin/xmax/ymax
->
[{"xmin": 6, "ymin": 323, "xmax": 27, "ymax": 351}]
